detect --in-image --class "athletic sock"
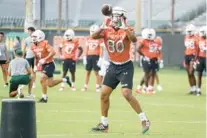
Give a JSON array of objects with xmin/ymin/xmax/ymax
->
[
  {"xmin": 138, "ymin": 112, "xmax": 148, "ymax": 121},
  {"xmin": 101, "ymin": 116, "xmax": 108, "ymax": 126}
]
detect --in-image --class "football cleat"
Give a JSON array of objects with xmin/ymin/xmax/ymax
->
[
  {"xmin": 71, "ymin": 86, "xmax": 76, "ymax": 91},
  {"xmin": 196, "ymin": 91, "xmax": 201, "ymax": 96},
  {"xmin": 92, "ymin": 123, "xmax": 108, "ymax": 132},
  {"xmin": 81, "ymin": 87, "xmax": 87, "ymax": 92},
  {"xmin": 141, "ymin": 120, "xmax": 150, "ymax": 134},
  {"xmin": 4, "ymin": 83, "xmax": 9, "ymax": 87},
  {"xmin": 157, "ymin": 85, "xmax": 163, "ymax": 91},
  {"xmin": 38, "ymin": 97, "xmax": 48, "ymax": 103},
  {"xmin": 26, "ymin": 93, "xmax": 35, "ymax": 98}
]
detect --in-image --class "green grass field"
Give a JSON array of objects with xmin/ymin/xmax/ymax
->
[{"xmin": 0, "ymin": 65, "xmax": 206, "ymax": 138}]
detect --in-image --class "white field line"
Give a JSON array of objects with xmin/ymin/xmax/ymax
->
[{"xmin": 36, "ymin": 119, "xmax": 206, "ymax": 124}]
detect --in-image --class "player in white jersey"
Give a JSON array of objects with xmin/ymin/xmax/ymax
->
[
  {"xmin": 97, "ymin": 42, "xmax": 110, "ymax": 82},
  {"xmin": 23, "ymin": 27, "xmax": 36, "ymax": 97}
]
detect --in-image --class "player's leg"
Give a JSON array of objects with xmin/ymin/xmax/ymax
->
[
  {"xmin": 39, "ymin": 62, "xmax": 71, "ymax": 103},
  {"xmin": 27, "ymin": 76, "xmax": 33, "ymax": 97},
  {"xmin": 9, "ymin": 82, "xmax": 19, "ymax": 97},
  {"xmin": 196, "ymin": 57, "xmax": 205, "ymax": 96},
  {"xmin": 142, "ymin": 60, "xmax": 151, "ymax": 92},
  {"xmin": 92, "ymin": 63, "xmax": 119, "ymax": 132},
  {"xmin": 189, "ymin": 58, "xmax": 197, "ymax": 93},
  {"xmin": 30, "ymin": 58, "xmax": 36, "ymax": 88},
  {"xmin": 93, "ymin": 55, "xmax": 101, "ymax": 92},
  {"xmin": 1, "ymin": 62, "xmax": 9, "ymax": 87},
  {"xmin": 81, "ymin": 56, "xmax": 92, "ymax": 91},
  {"xmin": 47, "ymin": 63, "xmax": 71, "ymax": 88},
  {"xmin": 136, "ymin": 75, "xmax": 147, "ymax": 94},
  {"xmin": 59, "ymin": 59, "xmax": 69, "ymax": 91},
  {"xmin": 155, "ymin": 73, "xmax": 163, "ymax": 91},
  {"xmin": 147, "ymin": 60, "xmax": 159, "ymax": 94},
  {"xmin": 39, "ymin": 73, "xmax": 48, "ymax": 102},
  {"xmin": 185, "ymin": 56, "xmax": 194, "ymax": 94},
  {"xmin": 69, "ymin": 59, "xmax": 77, "ymax": 91},
  {"xmin": 119, "ymin": 61, "xmax": 150, "ymax": 134}
]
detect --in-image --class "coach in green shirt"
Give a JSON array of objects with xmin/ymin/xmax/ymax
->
[{"xmin": 8, "ymin": 49, "xmax": 33, "ymax": 98}]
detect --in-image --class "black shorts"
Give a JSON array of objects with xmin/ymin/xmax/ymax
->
[
  {"xmin": 196, "ymin": 57, "xmax": 206, "ymax": 73},
  {"xmin": 103, "ymin": 61, "xmax": 134, "ymax": 90},
  {"xmin": 142, "ymin": 58, "xmax": 159, "ymax": 73},
  {"xmin": 63, "ymin": 59, "xmax": 76, "ymax": 73},
  {"xmin": 0, "ymin": 60, "xmax": 7, "ymax": 65},
  {"xmin": 26, "ymin": 58, "xmax": 35, "ymax": 69},
  {"xmin": 185, "ymin": 55, "xmax": 195, "ymax": 66},
  {"xmin": 86, "ymin": 55, "xmax": 100, "ymax": 71},
  {"xmin": 42, "ymin": 62, "xmax": 55, "ymax": 78},
  {"xmin": 9, "ymin": 75, "xmax": 30, "ymax": 93}
]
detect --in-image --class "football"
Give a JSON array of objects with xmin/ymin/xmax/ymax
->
[{"xmin": 101, "ymin": 4, "xmax": 112, "ymax": 16}]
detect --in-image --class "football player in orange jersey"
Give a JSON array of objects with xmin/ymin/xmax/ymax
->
[
  {"xmin": 137, "ymin": 28, "xmax": 163, "ymax": 94},
  {"xmin": 136, "ymin": 29, "xmax": 163, "ymax": 94},
  {"xmin": 59, "ymin": 29, "xmax": 83, "ymax": 91},
  {"xmin": 31, "ymin": 30, "xmax": 71, "ymax": 103},
  {"xmin": 195, "ymin": 26, "xmax": 207, "ymax": 96},
  {"xmin": 184, "ymin": 24, "xmax": 198, "ymax": 94},
  {"xmin": 81, "ymin": 24, "xmax": 103, "ymax": 92},
  {"xmin": 91, "ymin": 6, "xmax": 150, "ymax": 134}
]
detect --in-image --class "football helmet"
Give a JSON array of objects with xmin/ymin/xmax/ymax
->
[
  {"xmin": 90, "ymin": 24, "xmax": 99, "ymax": 35},
  {"xmin": 185, "ymin": 24, "xmax": 196, "ymax": 36},
  {"xmin": 111, "ymin": 6, "xmax": 127, "ymax": 28},
  {"xmin": 142, "ymin": 28, "xmax": 156, "ymax": 40},
  {"xmin": 199, "ymin": 26, "xmax": 207, "ymax": 37},
  {"xmin": 64, "ymin": 29, "xmax": 75, "ymax": 40},
  {"xmin": 31, "ymin": 30, "xmax": 45, "ymax": 43}
]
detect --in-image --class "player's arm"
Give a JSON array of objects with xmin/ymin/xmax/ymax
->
[
  {"xmin": 195, "ymin": 39, "xmax": 199, "ymax": 60},
  {"xmin": 23, "ymin": 40, "xmax": 27, "ymax": 58},
  {"xmin": 4, "ymin": 45, "xmax": 9, "ymax": 63},
  {"xmin": 78, "ymin": 46, "xmax": 83, "ymax": 57},
  {"xmin": 44, "ymin": 44, "xmax": 56, "ymax": 61},
  {"xmin": 137, "ymin": 42, "xmax": 144, "ymax": 56},
  {"xmin": 125, "ymin": 29, "xmax": 137, "ymax": 43},
  {"xmin": 8, "ymin": 62, "xmax": 11, "ymax": 76},
  {"xmin": 91, "ymin": 29, "xmax": 105, "ymax": 39}
]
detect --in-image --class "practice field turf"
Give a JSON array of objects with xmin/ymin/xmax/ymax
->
[{"xmin": 0, "ymin": 65, "xmax": 206, "ymax": 138}]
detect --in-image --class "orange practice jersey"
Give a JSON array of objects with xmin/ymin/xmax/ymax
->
[
  {"xmin": 60, "ymin": 39, "xmax": 79, "ymax": 60},
  {"xmin": 140, "ymin": 37, "xmax": 162, "ymax": 59},
  {"xmin": 31, "ymin": 40, "xmax": 54, "ymax": 63},
  {"xmin": 85, "ymin": 36, "xmax": 102, "ymax": 56},
  {"xmin": 102, "ymin": 26, "xmax": 133, "ymax": 63},
  {"xmin": 184, "ymin": 35, "xmax": 198, "ymax": 55},
  {"xmin": 198, "ymin": 37, "xmax": 206, "ymax": 58}
]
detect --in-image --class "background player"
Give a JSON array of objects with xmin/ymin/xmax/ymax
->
[
  {"xmin": 31, "ymin": 30, "xmax": 71, "ymax": 103},
  {"xmin": 195, "ymin": 26, "xmax": 207, "ymax": 96},
  {"xmin": 91, "ymin": 6, "xmax": 150, "ymax": 134},
  {"xmin": 23, "ymin": 27, "xmax": 36, "ymax": 90},
  {"xmin": 97, "ymin": 42, "xmax": 110, "ymax": 83},
  {"xmin": 81, "ymin": 24, "xmax": 102, "ymax": 92},
  {"xmin": 8, "ymin": 49, "xmax": 33, "ymax": 98},
  {"xmin": 0, "ymin": 32, "xmax": 9, "ymax": 87},
  {"xmin": 184, "ymin": 24, "xmax": 198, "ymax": 94},
  {"xmin": 137, "ymin": 28, "xmax": 163, "ymax": 94},
  {"xmin": 59, "ymin": 29, "xmax": 83, "ymax": 91}
]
